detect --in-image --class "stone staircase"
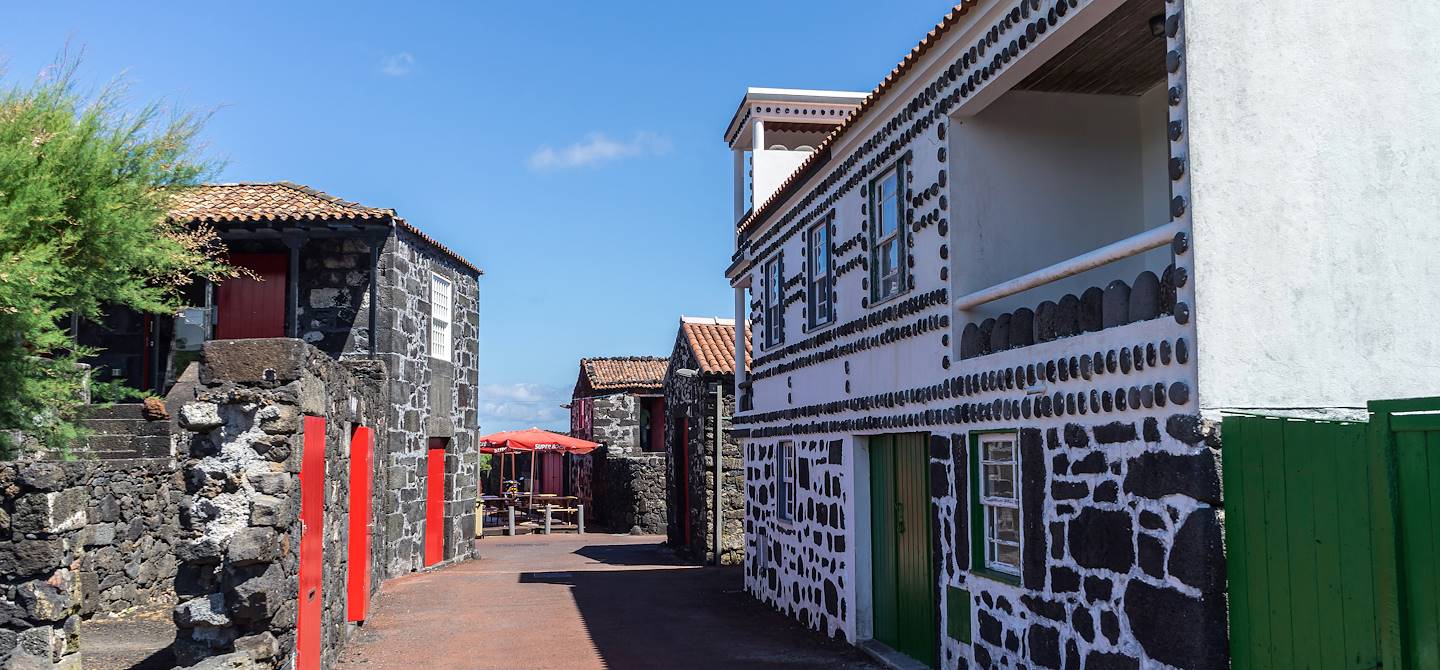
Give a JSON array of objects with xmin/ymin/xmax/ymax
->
[{"xmin": 81, "ymin": 404, "xmax": 172, "ymax": 459}]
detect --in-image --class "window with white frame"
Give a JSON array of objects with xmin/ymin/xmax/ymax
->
[
  {"xmin": 764, "ymin": 256, "xmax": 784, "ymax": 348},
  {"xmin": 429, "ymin": 273, "xmax": 452, "ymax": 361},
  {"xmin": 978, "ymin": 432, "xmax": 1021, "ymax": 575},
  {"xmin": 869, "ymin": 163, "xmax": 906, "ymax": 302},
  {"xmin": 776, "ymin": 440, "xmax": 796, "ymax": 521},
  {"xmin": 807, "ymin": 218, "xmax": 833, "ymax": 328}
]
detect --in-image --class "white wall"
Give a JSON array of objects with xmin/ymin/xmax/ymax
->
[
  {"xmin": 949, "ymin": 88, "xmax": 1172, "ymax": 320},
  {"xmin": 1185, "ymin": 1, "xmax": 1440, "ymax": 411},
  {"xmin": 753, "ymin": 150, "xmax": 812, "ymax": 211}
]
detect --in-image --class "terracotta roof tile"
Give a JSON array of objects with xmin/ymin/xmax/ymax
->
[
  {"xmin": 738, "ymin": 1, "xmax": 979, "ymax": 237},
  {"xmin": 581, "ymin": 356, "xmax": 668, "ymax": 393},
  {"xmin": 168, "ymin": 182, "xmax": 482, "ymax": 275},
  {"xmin": 679, "ymin": 317, "xmax": 750, "ymax": 376},
  {"xmin": 168, "ymin": 182, "xmax": 390, "ymax": 223}
]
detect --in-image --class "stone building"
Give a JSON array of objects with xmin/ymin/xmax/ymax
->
[
  {"xmin": 662, "ymin": 317, "xmax": 748, "ymax": 565},
  {"xmin": 157, "ymin": 182, "xmax": 482, "ymax": 574},
  {"xmin": 721, "ymin": 1, "xmax": 1440, "ymax": 669},
  {"xmin": 14, "ymin": 182, "xmax": 485, "ymax": 668},
  {"xmin": 568, "ymin": 356, "xmax": 668, "ymax": 533}
]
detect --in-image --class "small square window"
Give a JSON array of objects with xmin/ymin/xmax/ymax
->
[
  {"xmin": 976, "ymin": 432, "xmax": 1021, "ymax": 576},
  {"xmin": 430, "ymin": 274, "xmax": 453, "ymax": 361},
  {"xmin": 869, "ymin": 164, "xmax": 907, "ymax": 303},
  {"xmin": 777, "ymin": 440, "xmax": 796, "ymax": 521},
  {"xmin": 764, "ymin": 257, "xmax": 784, "ymax": 348},
  {"xmin": 807, "ymin": 219, "xmax": 833, "ymax": 328}
]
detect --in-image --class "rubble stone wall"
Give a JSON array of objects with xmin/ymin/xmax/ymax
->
[
  {"xmin": 592, "ymin": 449, "xmax": 666, "ymax": 534},
  {"xmin": 78, "ymin": 459, "xmax": 182, "ymax": 617},
  {"xmin": 663, "ymin": 370, "xmax": 745, "ymax": 565},
  {"xmin": 374, "ymin": 231, "xmax": 479, "ymax": 573},
  {"xmin": 0, "ymin": 457, "xmax": 181, "ymax": 669},
  {"xmin": 171, "ymin": 339, "xmax": 389, "ymax": 669}
]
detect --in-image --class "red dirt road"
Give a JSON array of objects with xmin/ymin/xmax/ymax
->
[{"xmin": 334, "ymin": 534, "xmax": 878, "ymax": 670}]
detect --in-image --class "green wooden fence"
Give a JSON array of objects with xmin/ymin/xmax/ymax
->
[
  {"xmin": 1225, "ymin": 397, "xmax": 1440, "ymax": 670},
  {"xmin": 1223, "ymin": 415, "xmax": 1380, "ymax": 669},
  {"xmin": 1371, "ymin": 399, "xmax": 1440, "ymax": 670}
]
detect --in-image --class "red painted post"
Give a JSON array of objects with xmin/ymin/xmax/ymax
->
[
  {"xmin": 425, "ymin": 439, "xmax": 447, "ymax": 567},
  {"xmin": 347, "ymin": 426, "xmax": 373, "ymax": 622},
  {"xmin": 297, "ymin": 417, "xmax": 326, "ymax": 670}
]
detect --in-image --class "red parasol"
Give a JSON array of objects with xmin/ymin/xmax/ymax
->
[{"xmin": 478, "ymin": 428, "xmax": 599, "ymax": 455}]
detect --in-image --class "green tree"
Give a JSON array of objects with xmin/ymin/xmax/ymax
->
[{"xmin": 0, "ymin": 62, "xmax": 237, "ymax": 455}]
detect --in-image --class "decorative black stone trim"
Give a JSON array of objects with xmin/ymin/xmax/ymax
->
[
  {"xmin": 960, "ymin": 266, "xmax": 1180, "ymax": 361},
  {"xmin": 750, "ymin": 288, "xmax": 949, "ymax": 373}
]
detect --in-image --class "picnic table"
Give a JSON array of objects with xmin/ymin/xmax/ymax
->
[{"xmin": 477, "ymin": 494, "xmax": 584, "ymax": 536}]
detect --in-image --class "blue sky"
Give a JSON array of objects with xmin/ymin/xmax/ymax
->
[{"xmin": 2, "ymin": 1, "xmax": 958, "ymax": 432}]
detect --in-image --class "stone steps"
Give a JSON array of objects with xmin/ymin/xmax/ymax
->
[{"xmin": 79, "ymin": 404, "xmax": 173, "ymax": 459}]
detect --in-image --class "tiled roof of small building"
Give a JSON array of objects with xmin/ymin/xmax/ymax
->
[
  {"xmin": 581, "ymin": 356, "xmax": 668, "ymax": 393},
  {"xmin": 679, "ymin": 317, "xmax": 750, "ymax": 376},
  {"xmin": 169, "ymin": 182, "xmax": 482, "ymax": 274}
]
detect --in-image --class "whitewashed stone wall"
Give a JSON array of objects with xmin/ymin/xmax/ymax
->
[{"xmin": 733, "ymin": 0, "xmax": 1221, "ymax": 668}]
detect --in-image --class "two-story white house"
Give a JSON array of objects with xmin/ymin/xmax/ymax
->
[{"xmin": 724, "ymin": 1, "xmax": 1440, "ymax": 669}]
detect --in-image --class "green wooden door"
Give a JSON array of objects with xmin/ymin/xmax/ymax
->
[
  {"xmin": 1373, "ymin": 398, "xmax": 1440, "ymax": 670},
  {"xmin": 870, "ymin": 433, "xmax": 936, "ymax": 668},
  {"xmin": 1223, "ymin": 415, "xmax": 1380, "ymax": 669},
  {"xmin": 871, "ymin": 435, "xmax": 899, "ymax": 648}
]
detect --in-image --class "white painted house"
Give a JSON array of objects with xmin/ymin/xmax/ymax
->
[{"xmin": 724, "ymin": 1, "xmax": 1440, "ymax": 669}]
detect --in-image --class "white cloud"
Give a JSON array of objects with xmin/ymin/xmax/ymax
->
[
  {"xmin": 527, "ymin": 132, "xmax": 671, "ymax": 171},
  {"xmin": 379, "ymin": 52, "xmax": 415, "ymax": 77},
  {"xmin": 476, "ymin": 383, "xmax": 571, "ymax": 433}
]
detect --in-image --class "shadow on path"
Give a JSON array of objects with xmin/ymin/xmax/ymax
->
[{"xmin": 336, "ymin": 534, "xmax": 877, "ymax": 670}]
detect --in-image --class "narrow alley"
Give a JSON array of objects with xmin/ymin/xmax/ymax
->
[{"xmin": 334, "ymin": 535, "xmax": 880, "ymax": 670}]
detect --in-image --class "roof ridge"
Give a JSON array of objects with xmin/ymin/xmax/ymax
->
[{"xmin": 680, "ymin": 315, "xmax": 736, "ymax": 325}]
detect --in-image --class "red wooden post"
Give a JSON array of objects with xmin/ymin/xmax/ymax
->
[
  {"xmin": 425, "ymin": 438, "xmax": 447, "ymax": 567},
  {"xmin": 297, "ymin": 417, "xmax": 326, "ymax": 670},
  {"xmin": 347, "ymin": 426, "xmax": 373, "ymax": 622}
]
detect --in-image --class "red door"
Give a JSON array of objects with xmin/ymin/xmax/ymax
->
[
  {"xmin": 347, "ymin": 426, "xmax": 373, "ymax": 622},
  {"xmin": 540, "ymin": 453, "xmax": 563, "ymax": 494},
  {"xmin": 297, "ymin": 417, "xmax": 326, "ymax": 670},
  {"xmin": 215, "ymin": 253, "xmax": 286, "ymax": 340},
  {"xmin": 424, "ymin": 439, "xmax": 447, "ymax": 567}
]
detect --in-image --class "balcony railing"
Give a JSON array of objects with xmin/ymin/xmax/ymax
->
[
  {"xmin": 955, "ymin": 222, "xmax": 1181, "ymax": 310},
  {"xmin": 954, "ymin": 222, "xmax": 1185, "ymax": 360}
]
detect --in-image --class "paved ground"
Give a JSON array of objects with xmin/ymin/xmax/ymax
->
[
  {"xmin": 335, "ymin": 534, "xmax": 879, "ymax": 670},
  {"xmin": 80, "ymin": 604, "xmax": 177, "ymax": 670}
]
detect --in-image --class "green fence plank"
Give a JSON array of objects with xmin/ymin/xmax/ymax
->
[
  {"xmin": 1397, "ymin": 431, "xmax": 1439, "ymax": 669},
  {"xmin": 1306, "ymin": 420, "xmax": 1347, "ymax": 669},
  {"xmin": 1260, "ymin": 417, "xmax": 1295, "ymax": 662},
  {"xmin": 1421, "ymin": 431, "xmax": 1440, "ymax": 668},
  {"xmin": 1334, "ymin": 423, "xmax": 1380, "ymax": 669},
  {"xmin": 1284, "ymin": 419, "xmax": 1324, "ymax": 669},
  {"xmin": 1222, "ymin": 417, "xmax": 1254, "ymax": 669},
  {"xmin": 1243, "ymin": 417, "xmax": 1278, "ymax": 668}
]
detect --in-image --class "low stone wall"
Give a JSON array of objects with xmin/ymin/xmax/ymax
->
[
  {"xmin": 593, "ymin": 448, "xmax": 666, "ymax": 534},
  {"xmin": 171, "ymin": 339, "xmax": 388, "ymax": 669},
  {"xmin": 0, "ymin": 461, "xmax": 88, "ymax": 669},
  {"xmin": 79, "ymin": 459, "xmax": 181, "ymax": 617},
  {"xmin": 0, "ymin": 457, "xmax": 181, "ymax": 668}
]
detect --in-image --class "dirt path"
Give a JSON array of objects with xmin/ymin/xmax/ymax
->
[
  {"xmin": 80, "ymin": 605, "xmax": 177, "ymax": 670},
  {"xmin": 335, "ymin": 534, "xmax": 879, "ymax": 670}
]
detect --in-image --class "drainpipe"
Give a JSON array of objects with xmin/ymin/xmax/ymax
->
[{"xmin": 713, "ymin": 381, "xmax": 723, "ymax": 566}]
